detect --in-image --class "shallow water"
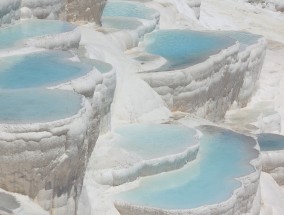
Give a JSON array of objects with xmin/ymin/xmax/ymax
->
[
  {"xmin": 258, "ymin": 133, "xmax": 284, "ymax": 151},
  {"xmin": 102, "ymin": 17, "xmax": 143, "ymax": 30},
  {"xmin": 144, "ymin": 30, "xmax": 235, "ymax": 71},
  {"xmin": 0, "ymin": 89, "xmax": 82, "ymax": 124},
  {"xmin": 112, "ymin": 124, "xmax": 197, "ymax": 159},
  {"xmin": 115, "ymin": 126, "xmax": 257, "ymax": 210},
  {"xmin": 0, "ymin": 19, "xmax": 76, "ymax": 49},
  {"xmin": 0, "ymin": 51, "xmax": 92, "ymax": 89},
  {"xmin": 103, "ymin": 1, "xmax": 158, "ymax": 20},
  {"xmin": 215, "ymin": 31, "xmax": 261, "ymax": 50}
]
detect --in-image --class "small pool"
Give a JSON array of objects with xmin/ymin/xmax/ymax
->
[
  {"xmin": 0, "ymin": 89, "xmax": 82, "ymax": 124},
  {"xmin": 143, "ymin": 30, "xmax": 235, "ymax": 70},
  {"xmin": 112, "ymin": 124, "xmax": 198, "ymax": 159},
  {"xmin": 103, "ymin": 1, "xmax": 158, "ymax": 20},
  {"xmin": 115, "ymin": 126, "xmax": 257, "ymax": 210},
  {"xmin": 0, "ymin": 51, "xmax": 93, "ymax": 89},
  {"xmin": 102, "ymin": 17, "xmax": 143, "ymax": 30},
  {"xmin": 0, "ymin": 19, "xmax": 76, "ymax": 49},
  {"xmin": 257, "ymin": 133, "xmax": 284, "ymax": 151}
]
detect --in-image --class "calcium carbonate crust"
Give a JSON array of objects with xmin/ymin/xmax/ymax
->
[
  {"xmin": 0, "ymin": 53, "xmax": 116, "ymax": 214},
  {"xmin": 94, "ymin": 142, "xmax": 199, "ymax": 186},
  {"xmin": 139, "ymin": 37, "xmax": 266, "ymax": 122},
  {"xmin": 26, "ymin": 27, "xmax": 81, "ymax": 50},
  {"xmin": 0, "ymin": 98, "xmax": 90, "ymax": 215},
  {"xmin": 114, "ymin": 135, "xmax": 262, "ymax": 215},
  {"xmin": 187, "ymin": 0, "xmax": 201, "ymax": 19},
  {"xmin": 261, "ymin": 150, "xmax": 284, "ymax": 185}
]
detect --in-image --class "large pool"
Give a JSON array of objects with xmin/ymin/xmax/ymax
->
[
  {"xmin": 112, "ymin": 124, "xmax": 198, "ymax": 159},
  {"xmin": 115, "ymin": 126, "xmax": 257, "ymax": 210},
  {"xmin": 0, "ymin": 51, "xmax": 92, "ymax": 89},
  {"xmin": 0, "ymin": 19, "xmax": 76, "ymax": 49},
  {"xmin": 103, "ymin": 1, "xmax": 158, "ymax": 20},
  {"xmin": 143, "ymin": 30, "xmax": 235, "ymax": 70},
  {"xmin": 0, "ymin": 89, "xmax": 82, "ymax": 124},
  {"xmin": 257, "ymin": 133, "xmax": 284, "ymax": 151}
]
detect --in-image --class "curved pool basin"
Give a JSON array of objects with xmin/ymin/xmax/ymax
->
[
  {"xmin": 0, "ymin": 89, "xmax": 82, "ymax": 124},
  {"xmin": 0, "ymin": 51, "xmax": 93, "ymax": 89},
  {"xmin": 115, "ymin": 126, "xmax": 258, "ymax": 210},
  {"xmin": 0, "ymin": 19, "xmax": 76, "ymax": 49},
  {"xmin": 103, "ymin": 1, "xmax": 158, "ymax": 20},
  {"xmin": 257, "ymin": 133, "xmax": 284, "ymax": 151},
  {"xmin": 143, "ymin": 30, "xmax": 236, "ymax": 71},
  {"xmin": 112, "ymin": 124, "xmax": 198, "ymax": 159}
]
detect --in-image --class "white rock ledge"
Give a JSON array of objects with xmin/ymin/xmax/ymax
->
[
  {"xmin": 104, "ymin": 18, "xmax": 158, "ymax": 51},
  {"xmin": 0, "ymin": 98, "xmax": 91, "ymax": 215},
  {"xmin": 26, "ymin": 27, "xmax": 81, "ymax": 50},
  {"xmin": 139, "ymin": 37, "xmax": 266, "ymax": 121},
  {"xmin": 94, "ymin": 143, "xmax": 199, "ymax": 186},
  {"xmin": 0, "ymin": 54, "xmax": 116, "ymax": 214},
  {"xmin": 52, "ymin": 56, "xmax": 117, "ymax": 133},
  {"xmin": 261, "ymin": 150, "xmax": 284, "ymax": 185},
  {"xmin": 114, "ymin": 136, "xmax": 262, "ymax": 215}
]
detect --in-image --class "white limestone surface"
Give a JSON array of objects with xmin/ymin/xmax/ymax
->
[
  {"xmin": 0, "ymin": 98, "xmax": 90, "ymax": 215},
  {"xmin": 26, "ymin": 27, "xmax": 81, "ymax": 50},
  {"xmin": 261, "ymin": 150, "xmax": 284, "ymax": 185},
  {"xmin": 139, "ymin": 37, "xmax": 266, "ymax": 121},
  {"xmin": 80, "ymin": 25, "xmax": 171, "ymax": 124},
  {"xmin": 187, "ymin": 0, "xmax": 201, "ymax": 18},
  {"xmin": 260, "ymin": 172, "xmax": 284, "ymax": 215}
]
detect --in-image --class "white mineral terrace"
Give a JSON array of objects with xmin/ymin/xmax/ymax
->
[
  {"xmin": 88, "ymin": 124, "xmax": 200, "ymax": 186},
  {"xmin": 1, "ymin": 0, "xmax": 284, "ymax": 214},
  {"xmin": 135, "ymin": 30, "xmax": 266, "ymax": 121},
  {"xmin": 113, "ymin": 125, "xmax": 261, "ymax": 215}
]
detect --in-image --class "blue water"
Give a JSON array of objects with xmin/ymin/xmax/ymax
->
[
  {"xmin": 215, "ymin": 31, "xmax": 261, "ymax": 50},
  {"xmin": 115, "ymin": 126, "xmax": 257, "ymax": 209},
  {"xmin": 0, "ymin": 51, "xmax": 92, "ymax": 89},
  {"xmin": 112, "ymin": 124, "xmax": 197, "ymax": 159},
  {"xmin": 102, "ymin": 17, "xmax": 143, "ymax": 30},
  {"xmin": 144, "ymin": 30, "xmax": 235, "ymax": 70},
  {"xmin": 0, "ymin": 19, "xmax": 76, "ymax": 49},
  {"xmin": 0, "ymin": 89, "xmax": 82, "ymax": 124},
  {"xmin": 93, "ymin": 60, "xmax": 112, "ymax": 74},
  {"xmin": 103, "ymin": 1, "xmax": 158, "ymax": 20},
  {"xmin": 258, "ymin": 133, "xmax": 284, "ymax": 151}
]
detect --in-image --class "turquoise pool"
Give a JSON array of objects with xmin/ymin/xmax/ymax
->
[
  {"xmin": 112, "ymin": 124, "xmax": 198, "ymax": 159},
  {"xmin": 0, "ymin": 19, "xmax": 76, "ymax": 49},
  {"xmin": 0, "ymin": 89, "xmax": 82, "ymax": 124},
  {"xmin": 258, "ymin": 133, "xmax": 284, "ymax": 151},
  {"xmin": 0, "ymin": 51, "xmax": 92, "ymax": 89},
  {"xmin": 144, "ymin": 30, "xmax": 235, "ymax": 70},
  {"xmin": 115, "ymin": 126, "xmax": 257, "ymax": 209}
]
